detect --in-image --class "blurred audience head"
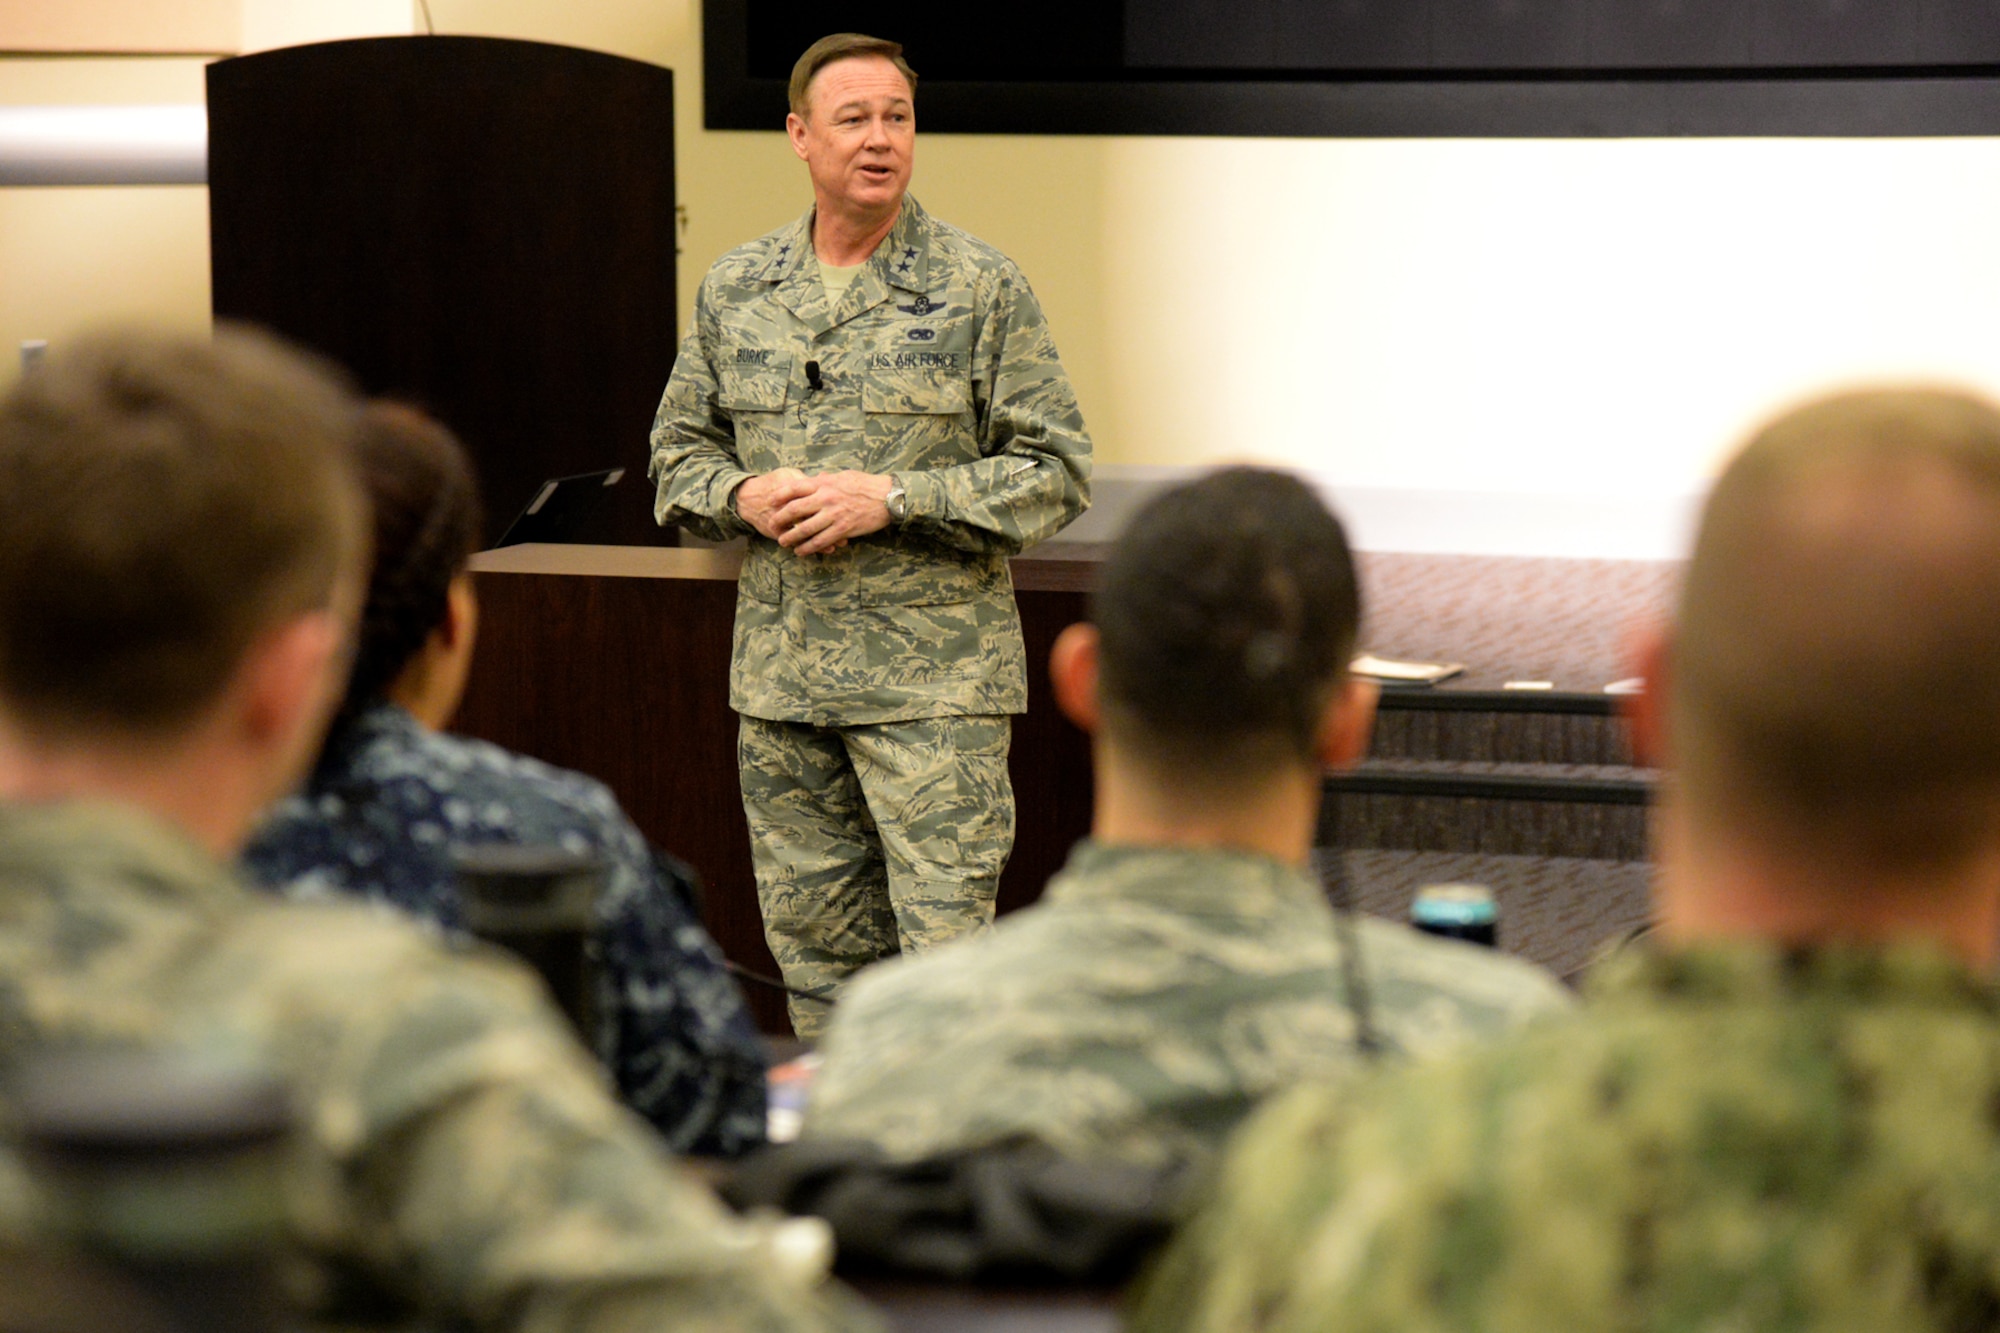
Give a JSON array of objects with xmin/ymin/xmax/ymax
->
[
  {"xmin": 0, "ymin": 326, "xmax": 366, "ymax": 748},
  {"xmin": 1669, "ymin": 386, "xmax": 2000, "ymax": 873},
  {"xmin": 1075, "ymin": 466, "xmax": 1365, "ymax": 787}
]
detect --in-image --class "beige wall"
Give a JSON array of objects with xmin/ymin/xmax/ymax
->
[
  {"xmin": 0, "ymin": 0, "xmax": 238, "ymax": 54},
  {"xmin": 0, "ymin": 3, "xmax": 415, "ymax": 390},
  {"xmin": 239, "ymin": 0, "xmax": 410, "ymax": 53},
  {"xmin": 0, "ymin": 57, "xmax": 213, "ymax": 384},
  {"xmin": 0, "ymin": 3, "xmax": 394, "ymax": 390}
]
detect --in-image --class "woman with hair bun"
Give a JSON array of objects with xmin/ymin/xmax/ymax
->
[{"xmin": 243, "ymin": 403, "xmax": 767, "ymax": 1156}]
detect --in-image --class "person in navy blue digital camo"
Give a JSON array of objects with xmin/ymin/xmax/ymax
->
[{"xmin": 242, "ymin": 403, "xmax": 768, "ymax": 1157}]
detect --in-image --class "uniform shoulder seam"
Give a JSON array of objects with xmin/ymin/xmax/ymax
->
[{"xmin": 927, "ymin": 217, "xmax": 1020, "ymax": 276}]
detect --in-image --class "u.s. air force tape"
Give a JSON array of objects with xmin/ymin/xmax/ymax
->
[{"xmin": 866, "ymin": 350, "xmax": 966, "ymax": 372}]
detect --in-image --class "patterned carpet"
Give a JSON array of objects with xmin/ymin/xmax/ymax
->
[
  {"xmin": 1323, "ymin": 551, "xmax": 1677, "ymax": 986},
  {"xmin": 1356, "ymin": 551, "xmax": 1680, "ymax": 690},
  {"xmin": 1322, "ymin": 849, "xmax": 1655, "ymax": 987}
]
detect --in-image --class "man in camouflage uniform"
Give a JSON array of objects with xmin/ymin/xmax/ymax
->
[
  {"xmin": 1130, "ymin": 389, "xmax": 2000, "ymax": 1333},
  {"xmin": 649, "ymin": 33, "xmax": 1092, "ymax": 1037},
  {"xmin": 0, "ymin": 329, "xmax": 873, "ymax": 1333},
  {"xmin": 802, "ymin": 469, "xmax": 1569, "ymax": 1171}
]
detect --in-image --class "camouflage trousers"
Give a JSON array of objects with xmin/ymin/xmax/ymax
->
[{"xmin": 738, "ymin": 713, "xmax": 1015, "ymax": 1039}]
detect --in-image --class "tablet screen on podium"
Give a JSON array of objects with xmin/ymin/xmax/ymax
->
[{"xmin": 494, "ymin": 468, "xmax": 626, "ymax": 548}]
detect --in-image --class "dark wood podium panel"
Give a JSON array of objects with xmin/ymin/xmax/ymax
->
[
  {"xmin": 454, "ymin": 544, "xmax": 1098, "ymax": 1033},
  {"xmin": 207, "ymin": 36, "xmax": 678, "ymax": 547}
]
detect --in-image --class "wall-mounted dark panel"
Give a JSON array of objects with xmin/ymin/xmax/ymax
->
[
  {"xmin": 744, "ymin": 1, "xmax": 1123, "ymax": 83},
  {"xmin": 1126, "ymin": 0, "xmax": 1278, "ymax": 69},
  {"xmin": 208, "ymin": 37, "xmax": 678, "ymax": 546},
  {"xmin": 1588, "ymin": 0, "xmax": 1753, "ymax": 68},
  {"xmin": 709, "ymin": 0, "xmax": 2000, "ymax": 136},
  {"xmin": 1274, "ymin": 0, "xmax": 1434, "ymax": 71},
  {"xmin": 1919, "ymin": 0, "xmax": 2000, "ymax": 63},
  {"xmin": 1752, "ymin": 0, "xmax": 1918, "ymax": 66},
  {"xmin": 1124, "ymin": 0, "xmax": 1453, "ymax": 73},
  {"xmin": 1432, "ymin": 0, "xmax": 1592, "ymax": 70}
]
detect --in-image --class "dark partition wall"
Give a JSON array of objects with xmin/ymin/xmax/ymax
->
[{"xmin": 208, "ymin": 36, "xmax": 677, "ymax": 546}]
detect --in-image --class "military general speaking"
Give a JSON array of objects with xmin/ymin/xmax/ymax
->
[{"xmin": 649, "ymin": 33, "xmax": 1093, "ymax": 1036}]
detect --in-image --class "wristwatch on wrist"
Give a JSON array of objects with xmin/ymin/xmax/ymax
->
[{"xmin": 884, "ymin": 478, "xmax": 909, "ymax": 524}]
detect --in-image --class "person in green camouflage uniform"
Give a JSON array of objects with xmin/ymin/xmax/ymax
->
[
  {"xmin": 649, "ymin": 34, "xmax": 1091, "ymax": 1037},
  {"xmin": 803, "ymin": 470, "xmax": 1569, "ymax": 1171},
  {"xmin": 1130, "ymin": 388, "xmax": 2000, "ymax": 1333},
  {"xmin": 0, "ymin": 329, "xmax": 874, "ymax": 1333},
  {"xmin": 0, "ymin": 804, "xmax": 869, "ymax": 1333}
]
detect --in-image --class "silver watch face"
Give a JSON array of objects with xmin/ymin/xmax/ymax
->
[{"xmin": 886, "ymin": 486, "xmax": 908, "ymax": 521}]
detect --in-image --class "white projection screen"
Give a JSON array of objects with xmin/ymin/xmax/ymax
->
[{"xmin": 1088, "ymin": 136, "xmax": 2000, "ymax": 558}]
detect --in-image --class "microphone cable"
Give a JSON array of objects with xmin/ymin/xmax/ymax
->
[
  {"xmin": 1323, "ymin": 847, "xmax": 1382, "ymax": 1059},
  {"xmin": 724, "ymin": 959, "xmax": 837, "ymax": 1008}
]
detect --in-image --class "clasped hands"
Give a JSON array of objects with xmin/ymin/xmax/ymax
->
[{"xmin": 735, "ymin": 468, "xmax": 893, "ymax": 557}]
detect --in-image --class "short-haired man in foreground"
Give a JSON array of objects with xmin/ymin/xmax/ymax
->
[
  {"xmin": 801, "ymin": 468, "xmax": 1568, "ymax": 1171},
  {"xmin": 0, "ymin": 329, "xmax": 871, "ymax": 1332},
  {"xmin": 1131, "ymin": 388, "xmax": 2000, "ymax": 1332}
]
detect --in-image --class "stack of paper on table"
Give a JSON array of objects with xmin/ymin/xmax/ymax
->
[{"xmin": 1350, "ymin": 654, "xmax": 1466, "ymax": 686}]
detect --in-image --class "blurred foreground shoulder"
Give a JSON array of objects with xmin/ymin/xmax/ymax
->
[{"xmin": 206, "ymin": 899, "xmax": 874, "ymax": 1332}]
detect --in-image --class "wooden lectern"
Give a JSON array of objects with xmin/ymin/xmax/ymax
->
[{"xmin": 206, "ymin": 36, "xmax": 678, "ymax": 546}]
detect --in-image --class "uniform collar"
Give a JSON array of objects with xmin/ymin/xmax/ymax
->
[
  {"xmin": 756, "ymin": 207, "xmax": 817, "ymax": 287},
  {"xmin": 877, "ymin": 197, "xmax": 933, "ymax": 294},
  {"xmin": 0, "ymin": 799, "xmax": 250, "ymax": 921},
  {"xmin": 310, "ymin": 698, "xmax": 421, "ymax": 785},
  {"xmin": 759, "ymin": 197, "xmax": 935, "ymax": 335},
  {"xmin": 1042, "ymin": 839, "xmax": 1331, "ymax": 926},
  {"xmin": 1588, "ymin": 936, "xmax": 1999, "ymax": 1012}
]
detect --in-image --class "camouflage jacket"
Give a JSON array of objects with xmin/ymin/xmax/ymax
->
[
  {"xmin": 241, "ymin": 701, "xmax": 768, "ymax": 1157},
  {"xmin": 1129, "ymin": 939, "xmax": 2000, "ymax": 1333},
  {"xmin": 0, "ymin": 801, "xmax": 876, "ymax": 1333},
  {"xmin": 649, "ymin": 197, "xmax": 1092, "ymax": 725},
  {"xmin": 802, "ymin": 842, "xmax": 1570, "ymax": 1170}
]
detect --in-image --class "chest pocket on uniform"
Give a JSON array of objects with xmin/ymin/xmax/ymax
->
[
  {"xmin": 862, "ymin": 350, "xmax": 972, "ymax": 415},
  {"xmin": 717, "ymin": 353, "xmax": 793, "ymax": 413}
]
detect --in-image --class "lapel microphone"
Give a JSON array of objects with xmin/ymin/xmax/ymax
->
[{"xmin": 805, "ymin": 360, "xmax": 823, "ymax": 392}]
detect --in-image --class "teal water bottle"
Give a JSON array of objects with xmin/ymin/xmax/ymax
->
[{"xmin": 1411, "ymin": 883, "xmax": 1498, "ymax": 948}]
